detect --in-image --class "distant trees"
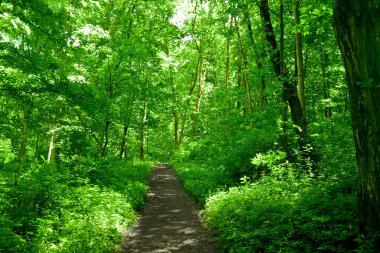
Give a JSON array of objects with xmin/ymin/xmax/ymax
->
[
  {"xmin": 167, "ymin": 0, "xmax": 345, "ymax": 171},
  {"xmin": 0, "ymin": 0, "xmax": 177, "ymax": 163}
]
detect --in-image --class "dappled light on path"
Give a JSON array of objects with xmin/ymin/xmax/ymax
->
[{"xmin": 122, "ymin": 165, "xmax": 218, "ymax": 253}]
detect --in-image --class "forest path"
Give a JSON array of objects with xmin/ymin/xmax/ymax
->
[{"xmin": 121, "ymin": 164, "xmax": 218, "ymax": 253}]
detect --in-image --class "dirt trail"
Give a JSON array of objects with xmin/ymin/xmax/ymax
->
[{"xmin": 122, "ymin": 164, "xmax": 218, "ymax": 253}]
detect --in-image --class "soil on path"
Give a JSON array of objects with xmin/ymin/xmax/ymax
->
[{"xmin": 121, "ymin": 164, "xmax": 219, "ymax": 253}]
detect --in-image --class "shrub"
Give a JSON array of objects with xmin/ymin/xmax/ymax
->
[
  {"xmin": 203, "ymin": 152, "xmax": 359, "ymax": 252},
  {"xmin": 0, "ymin": 158, "xmax": 152, "ymax": 252},
  {"xmin": 32, "ymin": 185, "xmax": 135, "ymax": 253},
  {"xmin": 172, "ymin": 163, "xmax": 235, "ymax": 205}
]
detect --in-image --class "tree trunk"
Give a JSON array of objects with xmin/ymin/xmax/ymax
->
[
  {"xmin": 321, "ymin": 50, "xmax": 332, "ymax": 118},
  {"xmin": 321, "ymin": 50, "xmax": 332, "ymax": 119},
  {"xmin": 333, "ymin": 0, "xmax": 380, "ymax": 234},
  {"xmin": 15, "ymin": 116, "xmax": 28, "ymax": 186},
  {"xmin": 47, "ymin": 133, "xmax": 55, "ymax": 163},
  {"xmin": 179, "ymin": 55, "xmax": 201, "ymax": 145},
  {"xmin": 244, "ymin": 10, "xmax": 267, "ymax": 108},
  {"xmin": 119, "ymin": 124, "xmax": 129, "ymax": 159},
  {"xmin": 174, "ymin": 108, "xmax": 179, "ymax": 148},
  {"xmin": 259, "ymin": 0, "xmax": 318, "ymax": 168},
  {"xmin": 278, "ymin": 0, "xmax": 290, "ymax": 155},
  {"xmin": 140, "ymin": 101, "xmax": 148, "ymax": 160},
  {"xmin": 190, "ymin": 55, "xmax": 203, "ymax": 137},
  {"xmin": 172, "ymin": 80, "xmax": 180, "ymax": 149},
  {"xmin": 293, "ymin": 0, "xmax": 306, "ymax": 114},
  {"xmin": 235, "ymin": 18, "xmax": 254, "ymax": 128},
  {"xmin": 225, "ymin": 15, "xmax": 232, "ymax": 90},
  {"xmin": 100, "ymin": 120, "xmax": 111, "ymax": 157},
  {"xmin": 236, "ymin": 57, "xmax": 242, "ymax": 111}
]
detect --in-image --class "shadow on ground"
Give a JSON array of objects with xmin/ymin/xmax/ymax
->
[{"xmin": 122, "ymin": 165, "xmax": 218, "ymax": 253}]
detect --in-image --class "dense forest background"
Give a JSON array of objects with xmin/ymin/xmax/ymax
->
[{"xmin": 1, "ymin": 0, "xmax": 379, "ymax": 252}]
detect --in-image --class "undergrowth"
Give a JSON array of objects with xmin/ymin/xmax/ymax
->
[
  {"xmin": 172, "ymin": 162, "xmax": 235, "ymax": 205},
  {"xmin": 204, "ymin": 151, "xmax": 358, "ymax": 252},
  {"xmin": 172, "ymin": 118, "xmax": 379, "ymax": 252},
  {"xmin": 0, "ymin": 157, "xmax": 152, "ymax": 252}
]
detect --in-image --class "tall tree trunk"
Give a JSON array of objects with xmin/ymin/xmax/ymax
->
[
  {"xmin": 225, "ymin": 15, "xmax": 232, "ymax": 90},
  {"xmin": 75, "ymin": 110, "xmax": 103, "ymax": 155},
  {"xmin": 279, "ymin": 0, "xmax": 290, "ymax": 154},
  {"xmin": 119, "ymin": 95, "xmax": 135, "ymax": 159},
  {"xmin": 244, "ymin": 10, "xmax": 267, "ymax": 108},
  {"xmin": 172, "ymin": 79, "xmax": 180, "ymax": 149},
  {"xmin": 140, "ymin": 101, "xmax": 148, "ymax": 160},
  {"xmin": 174, "ymin": 108, "xmax": 179, "ymax": 148},
  {"xmin": 236, "ymin": 57, "xmax": 243, "ymax": 111},
  {"xmin": 119, "ymin": 123, "xmax": 129, "ymax": 159},
  {"xmin": 190, "ymin": 54, "xmax": 203, "ymax": 138},
  {"xmin": 333, "ymin": 0, "xmax": 380, "ymax": 234},
  {"xmin": 259, "ymin": 0, "xmax": 318, "ymax": 168},
  {"xmin": 321, "ymin": 50, "xmax": 332, "ymax": 118},
  {"xmin": 34, "ymin": 131, "xmax": 40, "ymax": 160},
  {"xmin": 18, "ymin": 117, "xmax": 28, "ymax": 168},
  {"xmin": 235, "ymin": 18, "xmax": 254, "ymax": 127},
  {"xmin": 47, "ymin": 133, "xmax": 55, "ymax": 163},
  {"xmin": 100, "ymin": 120, "xmax": 111, "ymax": 157},
  {"xmin": 293, "ymin": 0, "xmax": 306, "ymax": 114},
  {"xmin": 179, "ymin": 55, "xmax": 201, "ymax": 145},
  {"xmin": 15, "ymin": 116, "xmax": 28, "ymax": 186}
]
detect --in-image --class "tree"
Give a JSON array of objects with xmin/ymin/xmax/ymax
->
[
  {"xmin": 333, "ymin": 0, "xmax": 380, "ymax": 234},
  {"xmin": 258, "ymin": 0, "xmax": 318, "ymax": 168},
  {"xmin": 293, "ymin": 0, "xmax": 306, "ymax": 114}
]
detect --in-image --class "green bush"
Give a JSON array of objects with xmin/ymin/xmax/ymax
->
[
  {"xmin": 87, "ymin": 158, "xmax": 152, "ymax": 210},
  {"xmin": 203, "ymin": 151, "xmax": 359, "ymax": 252},
  {"xmin": 172, "ymin": 163, "xmax": 235, "ymax": 205},
  {"xmin": 173, "ymin": 127, "xmax": 279, "ymax": 179},
  {"xmin": 0, "ymin": 158, "xmax": 152, "ymax": 252},
  {"xmin": 32, "ymin": 185, "xmax": 135, "ymax": 253}
]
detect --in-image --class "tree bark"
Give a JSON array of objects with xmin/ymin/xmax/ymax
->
[
  {"xmin": 119, "ymin": 124, "xmax": 129, "ymax": 159},
  {"xmin": 140, "ymin": 101, "xmax": 148, "ymax": 160},
  {"xmin": 47, "ymin": 133, "xmax": 55, "ymax": 163},
  {"xmin": 279, "ymin": 0, "xmax": 290, "ymax": 156},
  {"xmin": 100, "ymin": 120, "xmax": 111, "ymax": 157},
  {"xmin": 293, "ymin": 0, "xmax": 306, "ymax": 114},
  {"xmin": 321, "ymin": 50, "xmax": 332, "ymax": 118},
  {"xmin": 235, "ymin": 18, "xmax": 254, "ymax": 128},
  {"xmin": 225, "ymin": 15, "xmax": 232, "ymax": 90},
  {"xmin": 236, "ymin": 56, "xmax": 243, "ymax": 111},
  {"xmin": 190, "ymin": 54, "xmax": 203, "ymax": 137},
  {"xmin": 15, "ymin": 115, "xmax": 28, "ymax": 186},
  {"xmin": 333, "ymin": 0, "xmax": 380, "ymax": 233},
  {"xmin": 244, "ymin": 10, "xmax": 267, "ymax": 108},
  {"xmin": 179, "ymin": 55, "xmax": 201, "ymax": 145},
  {"xmin": 259, "ymin": 0, "xmax": 318, "ymax": 168},
  {"xmin": 172, "ymin": 79, "xmax": 180, "ymax": 149}
]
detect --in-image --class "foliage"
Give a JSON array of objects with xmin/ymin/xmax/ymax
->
[
  {"xmin": 203, "ymin": 151, "xmax": 360, "ymax": 252},
  {"xmin": 0, "ymin": 159, "xmax": 151, "ymax": 252},
  {"xmin": 173, "ymin": 163, "xmax": 235, "ymax": 205},
  {"xmin": 32, "ymin": 185, "xmax": 135, "ymax": 253},
  {"xmin": 172, "ymin": 105, "xmax": 281, "ymax": 180},
  {"xmin": 87, "ymin": 158, "xmax": 152, "ymax": 210},
  {"xmin": 173, "ymin": 109, "xmax": 373, "ymax": 251},
  {"xmin": 0, "ymin": 0, "xmax": 378, "ymax": 251}
]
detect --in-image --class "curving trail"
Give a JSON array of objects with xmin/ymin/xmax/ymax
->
[{"xmin": 122, "ymin": 164, "xmax": 218, "ymax": 253}]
